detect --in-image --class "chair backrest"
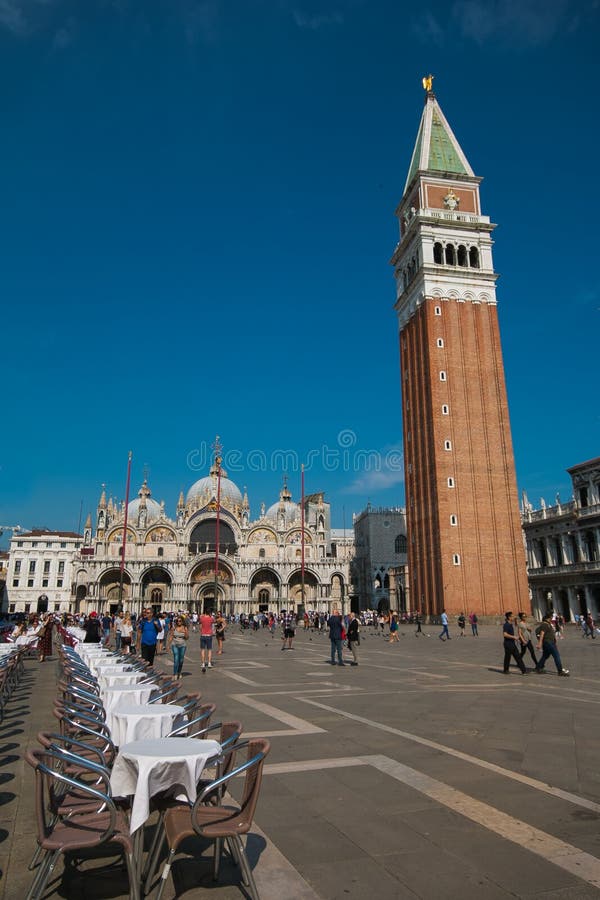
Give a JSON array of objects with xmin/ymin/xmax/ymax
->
[
  {"xmin": 178, "ymin": 692, "xmax": 203, "ymax": 718},
  {"xmin": 194, "ymin": 738, "xmax": 270, "ymax": 835},
  {"xmin": 25, "ymin": 747, "xmax": 113, "ymax": 836}
]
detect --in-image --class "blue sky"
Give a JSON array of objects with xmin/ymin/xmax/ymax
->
[{"xmin": 1, "ymin": 0, "xmax": 599, "ymax": 542}]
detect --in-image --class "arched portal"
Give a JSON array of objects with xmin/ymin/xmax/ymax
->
[
  {"xmin": 190, "ymin": 559, "xmax": 234, "ymax": 613},
  {"xmin": 140, "ymin": 567, "xmax": 172, "ymax": 609},
  {"xmin": 99, "ymin": 569, "xmax": 131, "ymax": 606},
  {"xmin": 288, "ymin": 570, "xmax": 319, "ymax": 604},
  {"xmin": 249, "ymin": 569, "xmax": 280, "ymax": 603},
  {"xmin": 189, "ymin": 519, "xmax": 237, "ymax": 556},
  {"xmin": 330, "ymin": 574, "xmax": 345, "ymax": 601}
]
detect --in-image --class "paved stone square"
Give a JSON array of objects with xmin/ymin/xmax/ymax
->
[{"xmin": 2, "ymin": 622, "xmax": 600, "ymax": 899}]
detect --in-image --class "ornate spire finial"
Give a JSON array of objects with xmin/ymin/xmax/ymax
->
[{"xmin": 422, "ymin": 73, "xmax": 434, "ymax": 94}]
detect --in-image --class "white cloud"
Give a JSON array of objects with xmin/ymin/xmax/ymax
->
[
  {"xmin": 0, "ymin": 0, "xmax": 57, "ymax": 36},
  {"xmin": 452, "ymin": 0, "xmax": 570, "ymax": 46},
  {"xmin": 411, "ymin": 10, "xmax": 445, "ymax": 45},
  {"xmin": 52, "ymin": 15, "xmax": 75, "ymax": 50},
  {"xmin": 343, "ymin": 466, "xmax": 405, "ymax": 494},
  {"xmin": 293, "ymin": 8, "xmax": 344, "ymax": 29},
  {"xmin": 412, "ymin": 0, "xmax": 586, "ymax": 48}
]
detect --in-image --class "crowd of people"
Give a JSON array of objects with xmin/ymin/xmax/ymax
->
[{"xmin": 3, "ymin": 604, "xmax": 596, "ymax": 679}]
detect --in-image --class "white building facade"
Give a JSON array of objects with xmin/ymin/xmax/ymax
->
[
  {"xmin": 522, "ymin": 457, "xmax": 600, "ymax": 621},
  {"xmin": 5, "ymin": 530, "xmax": 83, "ymax": 615},
  {"xmin": 70, "ymin": 467, "xmax": 354, "ymax": 616}
]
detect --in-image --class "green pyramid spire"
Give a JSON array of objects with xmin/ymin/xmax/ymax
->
[{"xmin": 403, "ymin": 90, "xmax": 474, "ymax": 194}]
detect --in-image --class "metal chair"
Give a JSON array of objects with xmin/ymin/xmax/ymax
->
[
  {"xmin": 24, "ymin": 747, "xmax": 140, "ymax": 900},
  {"xmin": 153, "ymin": 738, "xmax": 270, "ymax": 900},
  {"xmin": 143, "ymin": 720, "xmax": 242, "ymax": 890},
  {"xmin": 166, "ymin": 702, "xmax": 216, "ymax": 738}
]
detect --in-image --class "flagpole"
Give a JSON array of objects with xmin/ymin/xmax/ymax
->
[
  {"xmin": 301, "ymin": 464, "xmax": 305, "ymax": 609},
  {"xmin": 213, "ymin": 436, "xmax": 222, "ymax": 614},
  {"xmin": 119, "ymin": 450, "xmax": 133, "ymax": 610}
]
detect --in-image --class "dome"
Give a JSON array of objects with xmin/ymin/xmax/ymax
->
[
  {"xmin": 128, "ymin": 496, "xmax": 162, "ymax": 523},
  {"xmin": 266, "ymin": 499, "xmax": 300, "ymax": 525},
  {"xmin": 186, "ymin": 472, "xmax": 243, "ymax": 507},
  {"xmin": 265, "ymin": 479, "xmax": 300, "ymax": 526},
  {"xmin": 128, "ymin": 478, "xmax": 162, "ymax": 524}
]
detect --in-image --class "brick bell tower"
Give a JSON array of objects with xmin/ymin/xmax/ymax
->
[{"xmin": 391, "ymin": 77, "xmax": 529, "ymax": 619}]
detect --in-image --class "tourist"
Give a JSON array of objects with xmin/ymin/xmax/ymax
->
[
  {"xmin": 585, "ymin": 611, "xmax": 596, "ymax": 639},
  {"xmin": 156, "ymin": 613, "xmax": 166, "ymax": 654},
  {"xmin": 199, "ymin": 609, "xmax": 214, "ymax": 672},
  {"xmin": 502, "ymin": 612, "xmax": 528, "ymax": 675},
  {"xmin": 328, "ymin": 607, "xmax": 345, "ymax": 665},
  {"xmin": 517, "ymin": 612, "xmax": 538, "ymax": 667},
  {"xmin": 136, "ymin": 607, "xmax": 161, "ymax": 664},
  {"xmin": 38, "ymin": 613, "xmax": 53, "ymax": 662},
  {"xmin": 83, "ymin": 612, "xmax": 103, "ymax": 644},
  {"xmin": 414, "ymin": 611, "xmax": 422, "ymax": 636},
  {"xmin": 469, "ymin": 612, "xmax": 479, "ymax": 636},
  {"xmin": 114, "ymin": 610, "xmax": 123, "ymax": 651},
  {"xmin": 347, "ymin": 611, "xmax": 360, "ymax": 665},
  {"xmin": 389, "ymin": 612, "xmax": 400, "ymax": 642},
  {"xmin": 215, "ymin": 611, "xmax": 226, "ymax": 654},
  {"xmin": 281, "ymin": 609, "xmax": 296, "ymax": 651},
  {"xmin": 535, "ymin": 612, "xmax": 570, "ymax": 676},
  {"xmin": 439, "ymin": 609, "xmax": 451, "ymax": 641},
  {"xmin": 101, "ymin": 612, "xmax": 112, "ymax": 647},
  {"xmin": 120, "ymin": 612, "xmax": 133, "ymax": 653},
  {"xmin": 457, "ymin": 612, "xmax": 466, "ymax": 637},
  {"xmin": 168, "ymin": 615, "xmax": 189, "ymax": 680}
]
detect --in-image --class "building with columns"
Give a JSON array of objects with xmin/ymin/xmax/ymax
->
[
  {"xmin": 522, "ymin": 457, "xmax": 600, "ymax": 621},
  {"xmin": 351, "ymin": 506, "xmax": 408, "ymax": 611},
  {"xmin": 391, "ymin": 81, "xmax": 529, "ymax": 618},
  {"xmin": 70, "ymin": 466, "xmax": 353, "ymax": 616}
]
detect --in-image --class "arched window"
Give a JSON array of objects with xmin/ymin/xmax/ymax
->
[
  {"xmin": 453, "ymin": 554, "xmax": 461, "ymax": 566},
  {"xmin": 450, "ymin": 514, "xmax": 458, "ymax": 526},
  {"xmin": 447, "ymin": 477, "xmax": 455, "ymax": 488},
  {"xmin": 259, "ymin": 548, "xmax": 266, "ymax": 559},
  {"xmin": 433, "ymin": 242, "xmax": 443, "ymax": 264},
  {"xmin": 395, "ymin": 534, "xmax": 407, "ymax": 553},
  {"xmin": 442, "ymin": 404, "xmax": 449, "ymax": 415},
  {"xmin": 439, "ymin": 371, "xmax": 446, "ymax": 381},
  {"xmin": 434, "ymin": 306, "xmax": 442, "ymax": 316},
  {"xmin": 383, "ymin": 574, "xmax": 390, "ymax": 590},
  {"xmin": 457, "ymin": 245, "xmax": 468, "ymax": 267},
  {"xmin": 445, "ymin": 244, "xmax": 456, "ymax": 265},
  {"xmin": 444, "ymin": 440, "xmax": 452, "ymax": 451},
  {"xmin": 436, "ymin": 338, "xmax": 444, "ymax": 348},
  {"xmin": 469, "ymin": 246, "xmax": 479, "ymax": 267},
  {"xmin": 157, "ymin": 547, "xmax": 164, "ymax": 557}
]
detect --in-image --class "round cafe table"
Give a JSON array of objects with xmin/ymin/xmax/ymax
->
[
  {"xmin": 101, "ymin": 682, "xmax": 159, "ymax": 716},
  {"xmin": 110, "ymin": 737, "xmax": 222, "ymax": 833},
  {"xmin": 109, "ymin": 703, "xmax": 186, "ymax": 747},
  {"xmin": 98, "ymin": 670, "xmax": 145, "ymax": 691},
  {"xmin": 88, "ymin": 656, "xmax": 126, "ymax": 676}
]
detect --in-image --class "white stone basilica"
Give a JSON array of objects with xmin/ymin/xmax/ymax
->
[{"xmin": 73, "ymin": 465, "xmax": 353, "ymax": 615}]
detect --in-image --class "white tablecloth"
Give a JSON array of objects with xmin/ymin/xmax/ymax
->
[
  {"xmin": 109, "ymin": 703, "xmax": 186, "ymax": 747},
  {"xmin": 110, "ymin": 737, "xmax": 222, "ymax": 832},
  {"xmin": 101, "ymin": 683, "xmax": 159, "ymax": 715},
  {"xmin": 98, "ymin": 671, "xmax": 146, "ymax": 691},
  {"xmin": 89, "ymin": 657, "xmax": 128, "ymax": 677}
]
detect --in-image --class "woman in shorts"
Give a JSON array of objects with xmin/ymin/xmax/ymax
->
[
  {"xmin": 120, "ymin": 613, "xmax": 134, "ymax": 653},
  {"xmin": 215, "ymin": 612, "xmax": 226, "ymax": 655}
]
